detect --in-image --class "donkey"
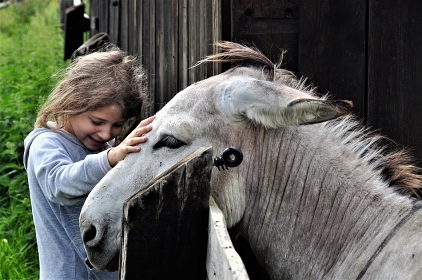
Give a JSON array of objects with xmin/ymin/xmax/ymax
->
[{"xmin": 80, "ymin": 42, "xmax": 422, "ymax": 279}]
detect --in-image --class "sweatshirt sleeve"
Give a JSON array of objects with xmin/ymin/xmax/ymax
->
[{"xmin": 28, "ymin": 132, "xmax": 113, "ymax": 206}]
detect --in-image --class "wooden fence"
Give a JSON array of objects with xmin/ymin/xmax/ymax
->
[
  {"xmin": 87, "ymin": 0, "xmax": 221, "ymax": 114},
  {"xmin": 118, "ymin": 147, "xmax": 249, "ymax": 279}
]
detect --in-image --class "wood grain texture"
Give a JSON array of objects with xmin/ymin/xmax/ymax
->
[{"xmin": 119, "ymin": 147, "xmax": 212, "ymax": 279}]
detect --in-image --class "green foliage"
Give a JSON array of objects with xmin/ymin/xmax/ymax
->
[
  {"xmin": 0, "ymin": 0, "xmax": 51, "ymax": 36},
  {"xmin": 0, "ymin": 0, "xmax": 67, "ymax": 278}
]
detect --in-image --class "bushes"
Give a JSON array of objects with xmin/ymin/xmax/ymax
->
[{"xmin": 0, "ymin": 0, "xmax": 66, "ymax": 278}]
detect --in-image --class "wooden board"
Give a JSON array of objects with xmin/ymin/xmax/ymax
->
[
  {"xmin": 119, "ymin": 147, "xmax": 213, "ymax": 279},
  {"xmin": 231, "ymin": 0, "xmax": 299, "ymax": 71},
  {"xmin": 298, "ymin": 0, "xmax": 366, "ymax": 116},
  {"xmin": 88, "ymin": 0, "xmax": 220, "ymax": 117},
  {"xmin": 207, "ymin": 197, "xmax": 249, "ymax": 280},
  {"xmin": 367, "ymin": 0, "xmax": 422, "ymax": 160}
]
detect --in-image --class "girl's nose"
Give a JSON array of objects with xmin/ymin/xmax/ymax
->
[{"xmin": 97, "ymin": 127, "xmax": 112, "ymax": 141}]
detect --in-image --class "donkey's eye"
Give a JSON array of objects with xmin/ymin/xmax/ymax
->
[{"xmin": 155, "ymin": 135, "xmax": 186, "ymax": 149}]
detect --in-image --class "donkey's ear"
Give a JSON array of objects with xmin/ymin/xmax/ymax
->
[
  {"xmin": 218, "ymin": 77, "xmax": 353, "ymax": 127},
  {"xmin": 285, "ymin": 99, "xmax": 353, "ymax": 125}
]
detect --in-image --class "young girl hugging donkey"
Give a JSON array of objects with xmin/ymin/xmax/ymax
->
[{"xmin": 23, "ymin": 45, "xmax": 154, "ymax": 279}]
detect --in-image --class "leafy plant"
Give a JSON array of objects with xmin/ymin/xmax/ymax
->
[{"xmin": 0, "ymin": 0, "xmax": 66, "ymax": 278}]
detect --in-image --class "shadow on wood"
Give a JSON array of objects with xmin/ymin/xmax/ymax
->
[{"xmin": 119, "ymin": 147, "xmax": 213, "ymax": 280}]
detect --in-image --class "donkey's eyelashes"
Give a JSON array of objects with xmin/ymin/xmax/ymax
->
[
  {"xmin": 153, "ymin": 135, "xmax": 186, "ymax": 149},
  {"xmin": 162, "ymin": 135, "xmax": 185, "ymax": 148}
]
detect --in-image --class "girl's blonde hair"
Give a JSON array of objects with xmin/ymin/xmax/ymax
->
[{"xmin": 35, "ymin": 45, "xmax": 147, "ymax": 129}]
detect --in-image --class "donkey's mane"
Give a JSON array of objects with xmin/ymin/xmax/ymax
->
[
  {"xmin": 326, "ymin": 117, "xmax": 422, "ymax": 199},
  {"xmin": 199, "ymin": 41, "xmax": 422, "ymax": 199}
]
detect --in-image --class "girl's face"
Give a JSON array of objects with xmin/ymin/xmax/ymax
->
[{"xmin": 64, "ymin": 105, "xmax": 127, "ymax": 151}]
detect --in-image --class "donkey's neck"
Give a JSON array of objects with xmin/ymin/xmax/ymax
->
[{"xmin": 239, "ymin": 125, "xmax": 415, "ymax": 279}]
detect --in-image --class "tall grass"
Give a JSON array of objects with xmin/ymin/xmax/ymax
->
[{"xmin": 0, "ymin": 0, "xmax": 66, "ymax": 278}]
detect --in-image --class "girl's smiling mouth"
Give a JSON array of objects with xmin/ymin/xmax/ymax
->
[{"xmin": 89, "ymin": 136, "xmax": 104, "ymax": 147}]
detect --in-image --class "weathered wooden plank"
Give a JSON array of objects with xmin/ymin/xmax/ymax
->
[
  {"xmin": 90, "ymin": 0, "xmax": 111, "ymax": 39},
  {"xmin": 59, "ymin": 0, "xmax": 73, "ymax": 29},
  {"xmin": 178, "ymin": 0, "xmax": 189, "ymax": 90},
  {"xmin": 140, "ymin": 0, "xmax": 156, "ymax": 118},
  {"xmin": 64, "ymin": 3, "xmax": 87, "ymax": 60},
  {"xmin": 204, "ymin": 0, "xmax": 215, "ymax": 77},
  {"xmin": 119, "ymin": 0, "xmax": 127, "ymax": 49},
  {"xmin": 128, "ymin": 0, "xmax": 138, "ymax": 54},
  {"xmin": 207, "ymin": 197, "xmax": 249, "ymax": 280},
  {"xmin": 119, "ymin": 147, "xmax": 213, "ymax": 280},
  {"xmin": 198, "ymin": 0, "xmax": 207, "ymax": 80},
  {"xmin": 108, "ymin": 0, "xmax": 119, "ymax": 43},
  {"xmin": 231, "ymin": 0, "xmax": 299, "ymax": 70},
  {"xmin": 211, "ymin": 0, "xmax": 223, "ymax": 75},
  {"xmin": 188, "ymin": 0, "xmax": 199, "ymax": 84},
  {"xmin": 88, "ymin": 0, "xmax": 220, "ymax": 117},
  {"xmin": 118, "ymin": 0, "xmax": 131, "ymax": 52},
  {"xmin": 367, "ymin": 0, "xmax": 422, "ymax": 161},
  {"xmin": 298, "ymin": 0, "xmax": 366, "ymax": 116},
  {"xmin": 155, "ymin": 0, "xmax": 179, "ymax": 111}
]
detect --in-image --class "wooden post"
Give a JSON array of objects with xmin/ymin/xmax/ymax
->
[
  {"xmin": 119, "ymin": 147, "xmax": 212, "ymax": 280},
  {"xmin": 207, "ymin": 197, "xmax": 249, "ymax": 280},
  {"xmin": 63, "ymin": 3, "xmax": 89, "ymax": 60}
]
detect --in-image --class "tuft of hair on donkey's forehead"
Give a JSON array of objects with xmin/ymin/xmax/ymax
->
[
  {"xmin": 196, "ymin": 41, "xmax": 422, "ymax": 199},
  {"xmin": 199, "ymin": 41, "xmax": 318, "ymax": 95}
]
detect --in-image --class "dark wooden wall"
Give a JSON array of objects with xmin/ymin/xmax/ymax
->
[
  {"xmin": 89, "ymin": 0, "xmax": 221, "ymax": 114},
  {"xmin": 230, "ymin": 0, "xmax": 422, "ymax": 161},
  {"xmin": 119, "ymin": 147, "xmax": 212, "ymax": 279},
  {"xmin": 86, "ymin": 0, "xmax": 422, "ymax": 161},
  {"xmin": 367, "ymin": 1, "xmax": 422, "ymax": 160}
]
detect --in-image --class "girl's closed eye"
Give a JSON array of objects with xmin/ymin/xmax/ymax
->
[
  {"xmin": 114, "ymin": 122, "xmax": 125, "ymax": 128},
  {"xmin": 90, "ymin": 118, "xmax": 103, "ymax": 126}
]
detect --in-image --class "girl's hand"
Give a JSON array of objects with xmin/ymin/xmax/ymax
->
[{"xmin": 107, "ymin": 116, "xmax": 155, "ymax": 167}]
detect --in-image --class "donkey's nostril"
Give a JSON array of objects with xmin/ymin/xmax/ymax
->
[
  {"xmin": 82, "ymin": 224, "xmax": 97, "ymax": 246},
  {"xmin": 85, "ymin": 257, "xmax": 94, "ymax": 270}
]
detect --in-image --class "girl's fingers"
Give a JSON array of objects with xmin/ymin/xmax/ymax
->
[
  {"xmin": 133, "ymin": 125, "xmax": 153, "ymax": 136},
  {"xmin": 138, "ymin": 115, "xmax": 155, "ymax": 127},
  {"xmin": 133, "ymin": 136, "xmax": 147, "ymax": 144},
  {"xmin": 130, "ymin": 145, "xmax": 141, "ymax": 152},
  {"xmin": 125, "ymin": 136, "xmax": 147, "ymax": 146},
  {"xmin": 124, "ymin": 116, "xmax": 155, "ymax": 142},
  {"xmin": 129, "ymin": 127, "xmax": 151, "ymax": 139}
]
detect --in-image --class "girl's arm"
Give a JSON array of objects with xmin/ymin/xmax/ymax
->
[
  {"xmin": 29, "ymin": 135, "xmax": 112, "ymax": 206},
  {"xmin": 27, "ymin": 116, "xmax": 155, "ymax": 206}
]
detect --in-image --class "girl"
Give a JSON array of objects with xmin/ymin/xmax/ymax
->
[{"xmin": 23, "ymin": 46, "xmax": 154, "ymax": 279}]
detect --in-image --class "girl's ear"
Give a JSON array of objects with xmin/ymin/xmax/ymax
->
[{"xmin": 217, "ymin": 77, "xmax": 353, "ymax": 128}]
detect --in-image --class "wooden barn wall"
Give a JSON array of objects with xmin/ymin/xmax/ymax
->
[
  {"xmin": 89, "ymin": 0, "xmax": 220, "ymax": 115},
  {"xmin": 87, "ymin": 0, "xmax": 422, "ymax": 161},
  {"xmin": 231, "ymin": 0, "xmax": 422, "ymax": 162},
  {"xmin": 367, "ymin": 1, "xmax": 422, "ymax": 160}
]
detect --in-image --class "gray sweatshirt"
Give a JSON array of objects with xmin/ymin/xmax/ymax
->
[{"xmin": 23, "ymin": 127, "xmax": 118, "ymax": 279}]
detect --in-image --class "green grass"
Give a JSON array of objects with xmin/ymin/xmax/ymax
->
[{"xmin": 0, "ymin": 0, "xmax": 67, "ymax": 278}]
